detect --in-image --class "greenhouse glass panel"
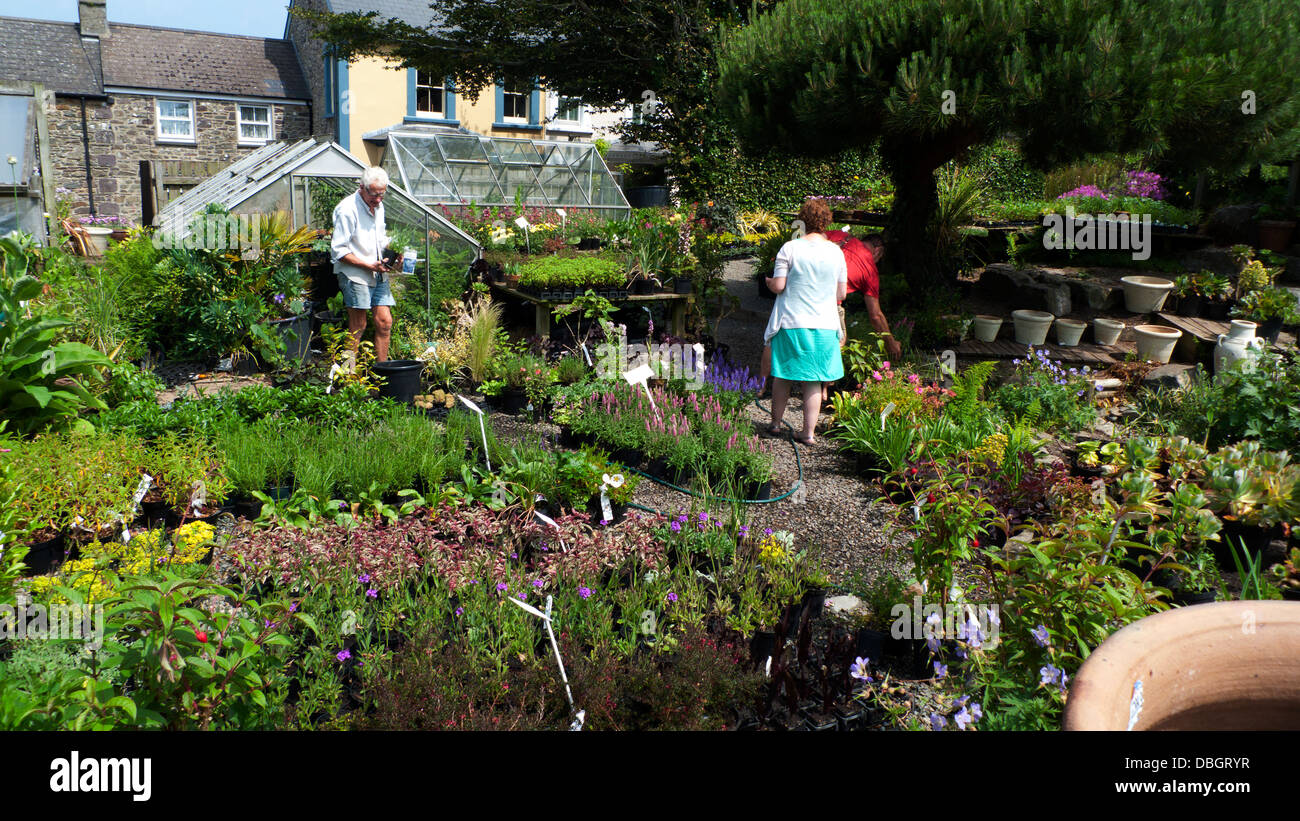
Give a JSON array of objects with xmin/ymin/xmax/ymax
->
[{"xmin": 382, "ymin": 128, "xmax": 630, "ymax": 216}]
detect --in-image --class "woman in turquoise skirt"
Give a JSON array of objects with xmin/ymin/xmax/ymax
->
[{"xmin": 763, "ymin": 198, "xmax": 846, "ymax": 445}]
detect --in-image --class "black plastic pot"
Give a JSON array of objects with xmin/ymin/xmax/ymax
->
[
  {"xmin": 373, "ymin": 359, "xmax": 424, "ymax": 405},
  {"xmin": 1258, "ymin": 317, "xmax": 1284, "ymax": 344},
  {"xmin": 674, "ymin": 279, "xmax": 694, "ymax": 295},
  {"xmin": 802, "ymin": 587, "xmax": 826, "ymax": 622},
  {"xmin": 781, "ymin": 601, "xmax": 805, "ymax": 639},
  {"xmin": 270, "ymin": 312, "xmax": 313, "ymax": 363},
  {"xmin": 854, "ymin": 628, "xmax": 886, "ymax": 661},
  {"xmin": 740, "ymin": 479, "xmax": 772, "ymax": 502},
  {"xmin": 497, "ymin": 389, "xmax": 529, "ymax": 414},
  {"xmin": 1173, "ymin": 589, "xmax": 1218, "ymax": 606},
  {"xmin": 1215, "ymin": 520, "xmax": 1281, "ymax": 569},
  {"xmin": 23, "ymin": 531, "xmax": 69, "ymax": 576},
  {"xmin": 1203, "ymin": 300, "xmax": 1231, "ymax": 320},
  {"xmin": 750, "ymin": 631, "xmax": 776, "ymax": 667}
]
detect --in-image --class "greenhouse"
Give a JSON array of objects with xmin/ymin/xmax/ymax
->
[
  {"xmin": 368, "ymin": 124, "xmax": 631, "ymax": 215},
  {"xmin": 156, "ymin": 138, "xmax": 480, "ymax": 313}
]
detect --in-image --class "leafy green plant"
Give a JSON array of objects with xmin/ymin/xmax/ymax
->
[{"xmin": 517, "ymin": 254, "xmax": 626, "ymax": 288}]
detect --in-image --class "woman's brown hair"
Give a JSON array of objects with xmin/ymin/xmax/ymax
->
[{"xmin": 797, "ymin": 198, "xmax": 832, "ymax": 234}]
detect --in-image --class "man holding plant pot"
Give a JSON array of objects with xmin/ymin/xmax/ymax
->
[{"xmin": 332, "ymin": 166, "xmax": 397, "ymax": 362}]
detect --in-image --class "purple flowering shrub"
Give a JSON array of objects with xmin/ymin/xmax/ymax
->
[
  {"xmin": 1056, "ymin": 170, "xmax": 1166, "ymax": 201},
  {"xmin": 989, "ymin": 346, "xmax": 1096, "ymax": 432}
]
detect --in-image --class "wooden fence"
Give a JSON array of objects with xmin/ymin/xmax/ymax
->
[{"xmin": 139, "ymin": 160, "xmax": 227, "ymax": 225}]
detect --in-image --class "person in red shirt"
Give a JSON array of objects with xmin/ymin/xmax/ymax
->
[{"xmin": 759, "ymin": 230, "xmax": 899, "ymax": 399}]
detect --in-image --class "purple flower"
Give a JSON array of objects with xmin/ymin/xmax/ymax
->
[
  {"xmin": 670, "ymin": 521, "xmax": 681, "ymax": 532},
  {"xmin": 358, "ymin": 573, "xmax": 371, "ymax": 584},
  {"xmin": 1040, "ymin": 664, "xmax": 1064, "ymax": 687},
  {"xmin": 666, "ymin": 592, "xmax": 678, "ymax": 603},
  {"xmin": 366, "ymin": 588, "xmax": 378, "ymax": 599},
  {"xmin": 738, "ymin": 525, "xmax": 749, "ymax": 536},
  {"xmin": 953, "ymin": 702, "xmax": 982, "ymax": 730},
  {"xmin": 496, "ymin": 582, "xmax": 508, "ymax": 592},
  {"xmin": 518, "ymin": 592, "xmax": 527, "ymax": 600},
  {"xmin": 532, "ymin": 579, "xmax": 544, "ymax": 588},
  {"xmin": 600, "ymin": 519, "xmax": 610, "ymax": 526},
  {"xmin": 289, "ymin": 601, "xmax": 299, "ymax": 613},
  {"xmin": 763, "ymin": 527, "xmax": 773, "ymax": 536},
  {"xmin": 336, "ymin": 649, "xmax": 351, "ymax": 662},
  {"xmin": 273, "ymin": 293, "xmax": 285, "ymax": 305},
  {"xmin": 850, "ymin": 656, "xmax": 872, "ymax": 682},
  {"xmin": 934, "ymin": 662, "xmax": 948, "ymax": 679},
  {"xmin": 929, "ymin": 713, "xmax": 947, "ymax": 731},
  {"xmin": 578, "ymin": 586, "xmax": 592, "ymax": 599},
  {"xmin": 1031, "ymin": 624, "xmax": 1050, "ymax": 647},
  {"xmin": 511, "ymin": 552, "xmax": 518, "ymax": 559},
  {"xmin": 454, "ymin": 607, "xmax": 464, "ymax": 616}
]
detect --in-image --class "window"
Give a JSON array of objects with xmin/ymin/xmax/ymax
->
[
  {"xmin": 156, "ymin": 99, "xmax": 195, "ymax": 142},
  {"xmin": 501, "ymin": 84, "xmax": 529, "ymax": 122},
  {"xmin": 555, "ymin": 95, "xmax": 582, "ymax": 123},
  {"xmin": 415, "ymin": 71, "xmax": 444, "ymax": 117},
  {"xmin": 238, "ymin": 105, "xmax": 272, "ymax": 144}
]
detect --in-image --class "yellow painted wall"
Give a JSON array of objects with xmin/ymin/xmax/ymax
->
[{"xmin": 346, "ymin": 56, "xmax": 407, "ymax": 162}]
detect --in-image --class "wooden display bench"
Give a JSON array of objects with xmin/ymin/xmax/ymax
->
[
  {"xmin": 953, "ymin": 338, "xmax": 1119, "ymax": 366},
  {"xmin": 488, "ymin": 283, "xmax": 695, "ymax": 340},
  {"xmin": 1153, "ymin": 312, "xmax": 1296, "ymax": 365}
]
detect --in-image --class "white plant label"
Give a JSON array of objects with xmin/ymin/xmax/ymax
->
[
  {"xmin": 556, "ymin": 208, "xmax": 566, "ymax": 220},
  {"xmin": 533, "ymin": 510, "xmax": 568, "ymax": 553},
  {"xmin": 1127, "ymin": 679, "xmax": 1144, "ymax": 731},
  {"xmin": 912, "ymin": 504, "xmax": 922, "ymax": 522},
  {"xmin": 190, "ymin": 481, "xmax": 206, "ymax": 514},
  {"xmin": 131, "ymin": 474, "xmax": 154, "ymax": 511},
  {"xmin": 880, "ymin": 402, "xmax": 896, "ymax": 431},
  {"xmin": 580, "ymin": 342, "xmax": 593, "ymax": 366},
  {"xmin": 623, "ymin": 363, "xmax": 656, "ymax": 410},
  {"xmin": 456, "ymin": 395, "xmax": 491, "ymax": 472},
  {"xmin": 599, "ymin": 488, "xmax": 614, "ymax": 523},
  {"xmin": 510, "ymin": 594, "xmax": 581, "ymax": 724},
  {"xmin": 513, "ymin": 216, "xmax": 531, "ymax": 231},
  {"xmin": 120, "ymin": 525, "xmax": 131, "ymax": 543}
]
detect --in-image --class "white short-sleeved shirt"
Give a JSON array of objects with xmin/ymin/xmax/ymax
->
[
  {"xmin": 331, "ymin": 191, "xmax": 389, "ymax": 287},
  {"xmin": 762, "ymin": 236, "xmax": 848, "ymax": 343}
]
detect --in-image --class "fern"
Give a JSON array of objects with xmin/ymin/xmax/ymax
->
[{"xmin": 948, "ymin": 361, "xmax": 997, "ymax": 424}]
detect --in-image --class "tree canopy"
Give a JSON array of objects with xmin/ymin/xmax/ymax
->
[{"xmin": 715, "ymin": 0, "xmax": 1300, "ymax": 292}]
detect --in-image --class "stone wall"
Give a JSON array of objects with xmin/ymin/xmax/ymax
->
[
  {"xmin": 46, "ymin": 93, "xmax": 311, "ymax": 224},
  {"xmin": 286, "ymin": 0, "xmax": 336, "ymax": 141}
]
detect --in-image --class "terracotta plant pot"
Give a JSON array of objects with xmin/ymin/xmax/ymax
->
[
  {"xmin": 1011, "ymin": 309, "xmax": 1055, "ymax": 345},
  {"xmin": 1257, "ymin": 219, "xmax": 1296, "ymax": 254},
  {"xmin": 1054, "ymin": 318, "xmax": 1087, "ymax": 347},
  {"xmin": 1093, "ymin": 317, "xmax": 1124, "ymax": 345},
  {"xmin": 1064, "ymin": 601, "xmax": 1300, "ymax": 730},
  {"xmin": 971, "ymin": 315, "xmax": 1002, "ymax": 342},
  {"xmin": 1120, "ymin": 276, "xmax": 1175, "ymax": 313},
  {"xmin": 1132, "ymin": 324, "xmax": 1182, "ymax": 363}
]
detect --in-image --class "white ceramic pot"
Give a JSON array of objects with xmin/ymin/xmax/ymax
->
[
  {"xmin": 1054, "ymin": 318, "xmax": 1087, "ymax": 347},
  {"xmin": 81, "ymin": 225, "xmax": 112, "ymax": 256},
  {"xmin": 1132, "ymin": 324, "xmax": 1182, "ymax": 363},
  {"xmin": 971, "ymin": 314, "xmax": 1003, "ymax": 342},
  {"xmin": 1011, "ymin": 309, "xmax": 1055, "ymax": 345},
  {"xmin": 1120, "ymin": 276, "xmax": 1175, "ymax": 314},
  {"xmin": 1093, "ymin": 318, "xmax": 1124, "ymax": 345},
  {"xmin": 1214, "ymin": 320, "xmax": 1264, "ymax": 374}
]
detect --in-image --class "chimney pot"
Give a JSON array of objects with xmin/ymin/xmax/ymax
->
[{"xmin": 78, "ymin": 0, "xmax": 110, "ymax": 39}]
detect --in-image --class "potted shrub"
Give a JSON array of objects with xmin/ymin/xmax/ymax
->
[
  {"xmin": 1200, "ymin": 272, "xmax": 1234, "ymax": 319},
  {"xmin": 1256, "ymin": 203, "xmax": 1297, "ymax": 253},
  {"xmin": 1171, "ymin": 274, "xmax": 1202, "ymax": 317},
  {"xmin": 1232, "ymin": 286, "xmax": 1299, "ymax": 344}
]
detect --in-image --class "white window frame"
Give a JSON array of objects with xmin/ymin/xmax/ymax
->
[
  {"xmin": 546, "ymin": 92, "xmax": 591, "ymax": 134},
  {"xmin": 415, "ymin": 71, "xmax": 445, "ymax": 118},
  {"xmin": 501, "ymin": 83, "xmax": 529, "ymax": 124},
  {"xmin": 155, "ymin": 98, "xmax": 196, "ymax": 143},
  {"xmin": 237, "ymin": 104, "xmax": 273, "ymax": 146}
]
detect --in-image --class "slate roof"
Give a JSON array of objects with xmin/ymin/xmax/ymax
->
[
  {"xmin": 324, "ymin": 0, "xmax": 448, "ymax": 29},
  {"xmin": 101, "ymin": 24, "xmax": 310, "ymax": 100},
  {"xmin": 0, "ymin": 17, "xmax": 104, "ymax": 95}
]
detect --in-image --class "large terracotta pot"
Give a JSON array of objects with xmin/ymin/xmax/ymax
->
[{"xmin": 1064, "ymin": 601, "xmax": 1300, "ymax": 730}]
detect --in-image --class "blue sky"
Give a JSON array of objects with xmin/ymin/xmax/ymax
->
[{"xmin": 0, "ymin": 0, "xmax": 291, "ymax": 37}]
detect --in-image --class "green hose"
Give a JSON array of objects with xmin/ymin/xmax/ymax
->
[{"xmin": 624, "ymin": 397, "xmax": 805, "ymax": 514}]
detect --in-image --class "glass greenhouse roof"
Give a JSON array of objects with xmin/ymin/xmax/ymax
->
[{"xmin": 379, "ymin": 127, "xmax": 630, "ymax": 215}]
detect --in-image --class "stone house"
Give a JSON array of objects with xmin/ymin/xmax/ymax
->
[{"xmin": 0, "ymin": 0, "xmax": 312, "ymax": 229}]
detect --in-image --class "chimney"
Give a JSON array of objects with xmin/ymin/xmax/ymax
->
[{"xmin": 78, "ymin": 0, "xmax": 110, "ymax": 39}]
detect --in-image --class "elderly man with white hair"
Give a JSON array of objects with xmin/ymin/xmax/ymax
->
[{"xmin": 331, "ymin": 166, "xmax": 397, "ymax": 362}]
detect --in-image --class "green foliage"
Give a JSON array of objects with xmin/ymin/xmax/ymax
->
[
  {"xmin": 946, "ymin": 360, "xmax": 996, "ymax": 426},
  {"xmin": 990, "ymin": 347, "xmax": 1096, "ymax": 432},
  {"xmin": 0, "ymin": 235, "xmax": 110, "ymax": 434},
  {"xmin": 517, "ymin": 254, "xmax": 626, "ymax": 288}
]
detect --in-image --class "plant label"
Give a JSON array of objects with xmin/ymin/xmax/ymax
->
[
  {"xmin": 599, "ymin": 488, "xmax": 614, "ymax": 523},
  {"xmin": 1127, "ymin": 679, "xmax": 1144, "ymax": 731},
  {"xmin": 514, "ymin": 216, "xmax": 531, "ymax": 231},
  {"xmin": 912, "ymin": 504, "xmax": 921, "ymax": 522},
  {"xmin": 456, "ymin": 395, "xmax": 492, "ymax": 472},
  {"xmin": 120, "ymin": 525, "xmax": 131, "ymax": 543},
  {"xmin": 569, "ymin": 710, "xmax": 586, "ymax": 731},
  {"xmin": 509, "ymin": 596, "xmax": 549, "ymax": 621},
  {"xmin": 623, "ymin": 363, "xmax": 656, "ymax": 409},
  {"xmin": 533, "ymin": 510, "xmax": 568, "ymax": 552},
  {"xmin": 580, "ymin": 342, "xmax": 593, "ymax": 366},
  {"xmin": 190, "ymin": 481, "xmax": 206, "ymax": 514},
  {"xmin": 556, "ymin": 208, "xmax": 567, "ymax": 220},
  {"xmin": 131, "ymin": 474, "xmax": 154, "ymax": 510},
  {"xmin": 880, "ymin": 402, "xmax": 896, "ymax": 431}
]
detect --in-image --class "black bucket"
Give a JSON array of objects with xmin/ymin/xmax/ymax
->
[{"xmin": 373, "ymin": 359, "xmax": 424, "ymax": 405}]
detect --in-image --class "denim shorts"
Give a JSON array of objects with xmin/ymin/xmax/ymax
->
[{"xmin": 337, "ymin": 273, "xmax": 396, "ymax": 310}]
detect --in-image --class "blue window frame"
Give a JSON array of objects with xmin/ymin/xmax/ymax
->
[
  {"xmin": 494, "ymin": 80, "xmax": 541, "ymax": 130},
  {"xmin": 406, "ymin": 69, "xmax": 458, "ymax": 125}
]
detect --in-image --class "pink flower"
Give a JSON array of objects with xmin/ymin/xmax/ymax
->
[
  {"xmin": 882, "ymin": 361, "xmax": 891, "ymax": 370},
  {"xmin": 907, "ymin": 373, "xmax": 920, "ymax": 385},
  {"xmin": 872, "ymin": 371, "xmax": 883, "ymax": 381}
]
